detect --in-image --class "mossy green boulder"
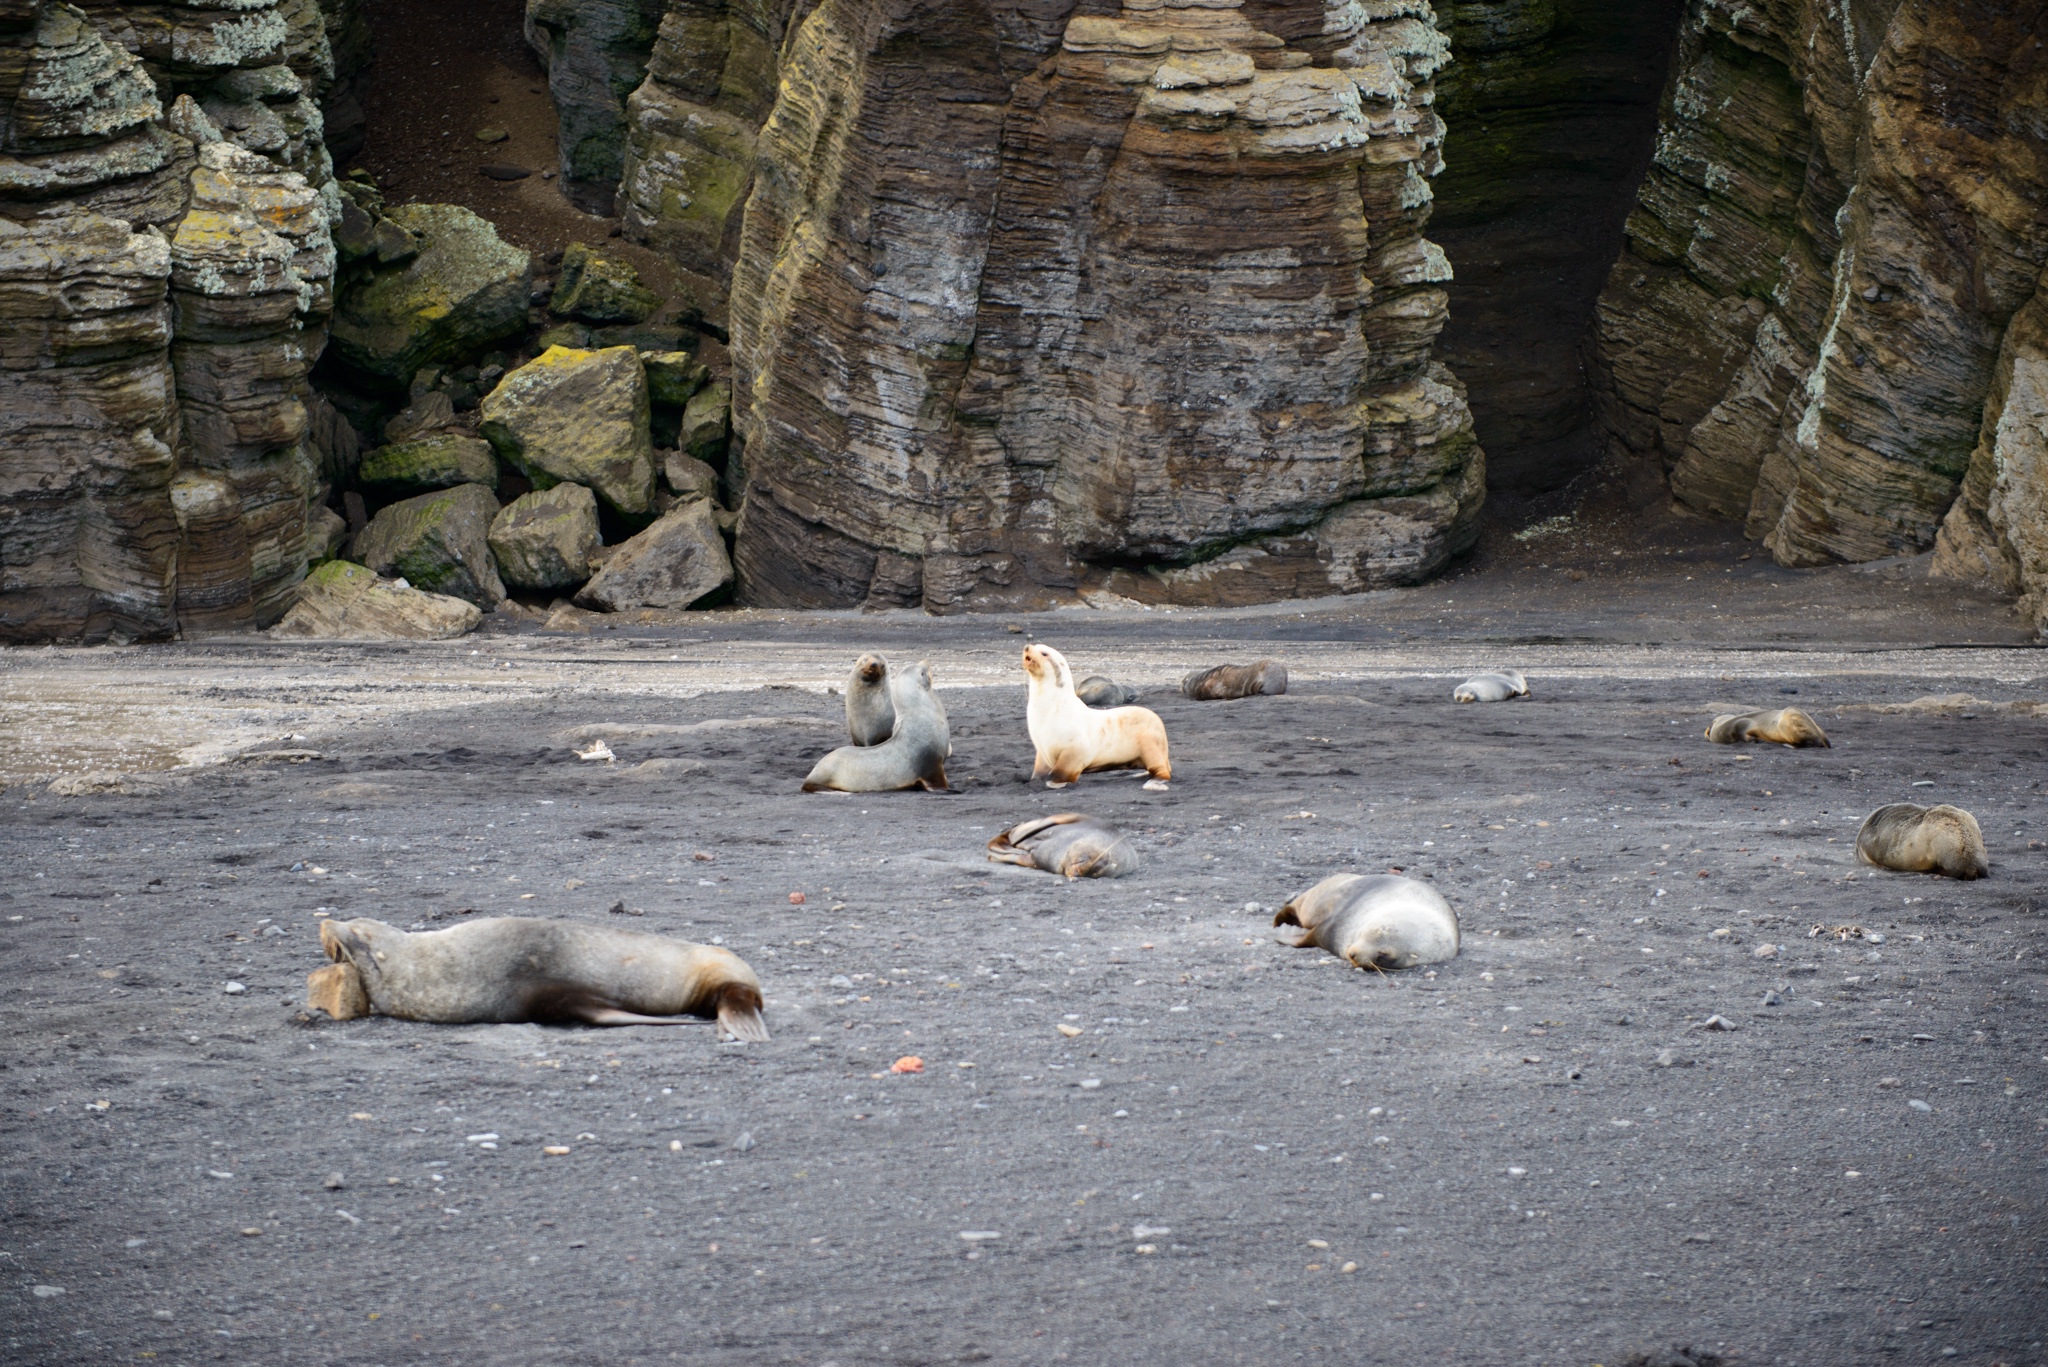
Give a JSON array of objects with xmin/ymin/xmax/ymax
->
[
  {"xmin": 358, "ymin": 434, "xmax": 500, "ymax": 496},
  {"xmin": 644, "ymin": 350, "xmax": 707, "ymax": 407},
  {"xmin": 479, "ymin": 345, "xmax": 655, "ymax": 515},
  {"xmin": 680, "ymin": 378, "xmax": 729, "ymax": 462},
  {"xmin": 351, "ymin": 483, "xmax": 507, "ymax": 609},
  {"xmin": 270, "ymin": 561, "xmax": 483, "ymax": 640},
  {"xmin": 327, "ymin": 204, "xmax": 533, "ymax": 388},
  {"xmin": 488, "ymin": 483, "xmax": 602, "ymax": 591},
  {"xmin": 552, "ymin": 241, "xmax": 661, "ymax": 325}
]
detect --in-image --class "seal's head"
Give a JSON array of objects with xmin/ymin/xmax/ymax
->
[
  {"xmin": 853, "ymin": 653, "xmax": 887, "ymax": 685},
  {"xmin": 1021, "ymin": 643, "xmax": 1073, "ymax": 693}
]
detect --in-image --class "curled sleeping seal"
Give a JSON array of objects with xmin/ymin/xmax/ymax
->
[
  {"xmin": 1705, "ymin": 707, "xmax": 1829, "ymax": 748},
  {"xmin": 1181, "ymin": 660, "xmax": 1288, "ymax": 701},
  {"xmin": 1453, "ymin": 670, "xmax": 1528, "ymax": 703},
  {"xmin": 844, "ymin": 652, "xmax": 895, "ymax": 745},
  {"xmin": 1075, "ymin": 675, "xmax": 1139, "ymax": 709},
  {"xmin": 1273, "ymin": 873, "xmax": 1460, "ymax": 970},
  {"xmin": 306, "ymin": 916, "xmax": 770, "ymax": 1039},
  {"xmin": 986, "ymin": 813, "xmax": 1140, "ymax": 878},
  {"xmin": 1856, "ymin": 802, "xmax": 1987, "ymax": 879},
  {"xmin": 1023, "ymin": 643, "xmax": 1171, "ymax": 790},
  {"xmin": 802, "ymin": 659, "xmax": 951, "ymax": 792}
]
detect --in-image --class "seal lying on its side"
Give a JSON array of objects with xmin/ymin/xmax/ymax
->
[
  {"xmin": 803, "ymin": 659, "xmax": 951, "ymax": 792},
  {"xmin": 844, "ymin": 653, "xmax": 895, "ymax": 745},
  {"xmin": 307, "ymin": 916, "xmax": 770, "ymax": 1039},
  {"xmin": 1181, "ymin": 660, "xmax": 1288, "ymax": 700},
  {"xmin": 986, "ymin": 814, "xmax": 1140, "ymax": 878},
  {"xmin": 1856, "ymin": 802, "xmax": 1988, "ymax": 879},
  {"xmin": 1453, "ymin": 670, "xmax": 1528, "ymax": 703},
  {"xmin": 1273, "ymin": 873, "xmax": 1460, "ymax": 970},
  {"xmin": 1023, "ymin": 644, "xmax": 1171, "ymax": 789},
  {"xmin": 1075, "ymin": 676, "xmax": 1139, "ymax": 709},
  {"xmin": 1705, "ymin": 707, "xmax": 1829, "ymax": 747}
]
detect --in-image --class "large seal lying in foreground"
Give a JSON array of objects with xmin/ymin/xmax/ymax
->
[
  {"xmin": 1705, "ymin": 707, "xmax": 1829, "ymax": 747},
  {"xmin": 306, "ymin": 917, "xmax": 770, "ymax": 1038},
  {"xmin": 803, "ymin": 660, "xmax": 951, "ymax": 792},
  {"xmin": 844, "ymin": 653, "xmax": 895, "ymax": 745},
  {"xmin": 1856, "ymin": 803, "xmax": 1987, "ymax": 879},
  {"xmin": 1182, "ymin": 660, "xmax": 1287, "ymax": 700},
  {"xmin": 1453, "ymin": 670, "xmax": 1528, "ymax": 703},
  {"xmin": 986, "ymin": 814, "xmax": 1140, "ymax": 878},
  {"xmin": 1023, "ymin": 644, "xmax": 1171, "ymax": 789},
  {"xmin": 1273, "ymin": 874, "xmax": 1460, "ymax": 970}
]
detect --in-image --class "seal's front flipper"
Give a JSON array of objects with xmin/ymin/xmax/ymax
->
[{"xmin": 306, "ymin": 962, "xmax": 369, "ymax": 1019}]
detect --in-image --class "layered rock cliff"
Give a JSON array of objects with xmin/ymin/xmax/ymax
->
[{"xmin": 1592, "ymin": 0, "xmax": 2048, "ymax": 583}]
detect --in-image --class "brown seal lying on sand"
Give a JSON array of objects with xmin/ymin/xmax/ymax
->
[
  {"xmin": 1705, "ymin": 707, "xmax": 1830, "ymax": 747},
  {"xmin": 1075, "ymin": 676, "xmax": 1139, "ymax": 709},
  {"xmin": 306, "ymin": 916, "xmax": 770, "ymax": 1038},
  {"xmin": 1023, "ymin": 644, "xmax": 1171, "ymax": 789},
  {"xmin": 986, "ymin": 814, "xmax": 1140, "ymax": 878},
  {"xmin": 1273, "ymin": 873, "xmax": 1460, "ymax": 970},
  {"xmin": 1856, "ymin": 802, "xmax": 1988, "ymax": 879},
  {"xmin": 1181, "ymin": 660, "xmax": 1288, "ymax": 700},
  {"xmin": 1453, "ymin": 670, "xmax": 1528, "ymax": 703},
  {"xmin": 803, "ymin": 660, "xmax": 951, "ymax": 792}
]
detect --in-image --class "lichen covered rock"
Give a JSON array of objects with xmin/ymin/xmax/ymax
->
[
  {"xmin": 357, "ymin": 434, "xmax": 500, "ymax": 495},
  {"xmin": 327, "ymin": 203, "xmax": 533, "ymax": 388},
  {"xmin": 488, "ymin": 482, "xmax": 602, "ymax": 591},
  {"xmin": 574, "ymin": 495, "xmax": 729, "ymax": 610},
  {"xmin": 551, "ymin": 240, "xmax": 660, "ymax": 323},
  {"xmin": 350, "ymin": 482, "xmax": 506, "ymax": 609},
  {"xmin": 270, "ymin": 559, "xmax": 483, "ymax": 639},
  {"xmin": 478, "ymin": 344, "xmax": 655, "ymax": 515}
]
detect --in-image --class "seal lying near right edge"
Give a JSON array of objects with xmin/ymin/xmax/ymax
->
[
  {"xmin": 1705, "ymin": 707, "xmax": 1829, "ymax": 747},
  {"xmin": 1075, "ymin": 676, "xmax": 1139, "ymax": 709},
  {"xmin": 306, "ymin": 916, "xmax": 770, "ymax": 1038},
  {"xmin": 986, "ymin": 814, "xmax": 1140, "ymax": 878},
  {"xmin": 1273, "ymin": 873, "xmax": 1460, "ymax": 970},
  {"xmin": 803, "ymin": 659, "xmax": 951, "ymax": 792},
  {"xmin": 844, "ymin": 653, "xmax": 895, "ymax": 745},
  {"xmin": 1856, "ymin": 802, "xmax": 1987, "ymax": 879},
  {"xmin": 1453, "ymin": 670, "xmax": 1528, "ymax": 703},
  {"xmin": 1182, "ymin": 660, "xmax": 1288, "ymax": 700}
]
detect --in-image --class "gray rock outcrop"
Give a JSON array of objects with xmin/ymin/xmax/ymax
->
[
  {"xmin": 357, "ymin": 434, "xmax": 500, "ymax": 496},
  {"xmin": 478, "ymin": 344, "xmax": 656, "ymax": 515},
  {"xmin": 489, "ymin": 482, "xmax": 602, "ymax": 591},
  {"xmin": 574, "ymin": 494, "xmax": 729, "ymax": 610},
  {"xmin": 327, "ymin": 203, "xmax": 532, "ymax": 390},
  {"xmin": 270, "ymin": 559, "xmax": 483, "ymax": 639},
  {"xmin": 351, "ymin": 482, "xmax": 507, "ymax": 609}
]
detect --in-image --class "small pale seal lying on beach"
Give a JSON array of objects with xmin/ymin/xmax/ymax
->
[
  {"xmin": 1023, "ymin": 644, "xmax": 1171, "ymax": 789},
  {"xmin": 986, "ymin": 813, "xmax": 1140, "ymax": 878},
  {"xmin": 844, "ymin": 653, "xmax": 895, "ymax": 745},
  {"xmin": 1856, "ymin": 802, "xmax": 1988, "ymax": 879},
  {"xmin": 306, "ymin": 916, "xmax": 770, "ymax": 1038},
  {"xmin": 1273, "ymin": 873, "xmax": 1460, "ymax": 970},
  {"xmin": 1705, "ymin": 707, "xmax": 1829, "ymax": 748},
  {"xmin": 1453, "ymin": 670, "xmax": 1528, "ymax": 703},
  {"xmin": 1075, "ymin": 676, "xmax": 1139, "ymax": 709},
  {"xmin": 1181, "ymin": 660, "xmax": 1288, "ymax": 700},
  {"xmin": 803, "ymin": 659, "xmax": 951, "ymax": 792}
]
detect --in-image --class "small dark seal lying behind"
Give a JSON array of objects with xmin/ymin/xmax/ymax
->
[
  {"xmin": 1856, "ymin": 802, "xmax": 1988, "ymax": 879},
  {"xmin": 307, "ymin": 916, "xmax": 770, "ymax": 1038},
  {"xmin": 1181, "ymin": 660, "xmax": 1288, "ymax": 700},
  {"xmin": 986, "ymin": 813, "xmax": 1140, "ymax": 878},
  {"xmin": 1273, "ymin": 873, "xmax": 1459, "ymax": 970},
  {"xmin": 803, "ymin": 659, "xmax": 951, "ymax": 792},
  {"xmin": 1705, "ymin": 707, "xmax": 1830, "ymax": 747},
  {"xmin": 1075, "ymin": 676, "xmax": 1139, "ymax": 709},
  {"xmin": 1453, "ymin": 670, "xmax": 1528, "ymax": 703},
  {"xmin": 844, "ymin": 652, "xmax": 895, "ymax": 745}
]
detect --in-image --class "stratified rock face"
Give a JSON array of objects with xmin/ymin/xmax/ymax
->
[
  {"xmin": 709, "ymin": 0, "xmax": 1483, "ymax": 611},
  {"xmin": 1593, "ymin": 0, "xmax": 2048, "ymax": 567},
  {"xmin": 478, "ymin": 344, "xmax": 656, "ymax": 514},
  {"xmin": 526, "ymin": 0, "xmax": 666, "ymax": 197},
  {"xmin": 1931, "ymin": 267, "xmax": 2048, "ymax": 635}
]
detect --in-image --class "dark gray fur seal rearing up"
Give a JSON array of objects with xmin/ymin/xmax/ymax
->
[
  {"xmin": 986, "ymin": 814, "xmax": 1140, "ymax": 878},
  {"xmin": 803, "ymin": 659, "xmax": 952, "ymax": 792},
  {"xmin": 308, "ymin": 917, "xmax": 770, "ymax": 1039}
]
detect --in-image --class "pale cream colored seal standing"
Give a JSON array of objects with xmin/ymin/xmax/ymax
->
[
  {"xmin": 844, "ymin": 653, "xmax": 895, "ymax": 745},
  {"xmin": 1705, "ymin": 707, "xmax": 1830, "ymax": 747},
  {"xmin": 307, "ymin": 916, "xmax": 770, "ymax": 1039},
  {"xmin": 1022, "ymin": 644, "xmax": 1171, "ymax": 790},
  {"xmin": 803, "ymin": 659, "xmax": 951, "ymax": 792},
  {"xmin": 1273, "ymin": 873, "xmax": 1460, "ymax": 970},
  {"xmin": 986, "ymin": 814, "xmax": 1140, "ymax": 878},
  {"xmin": 1856, "ymin": 802, "xmax": 1988, "ymax": 879},
  {"xmin": 1453, "ymin": 670, "xmax": 1528, "ymax": 703}
]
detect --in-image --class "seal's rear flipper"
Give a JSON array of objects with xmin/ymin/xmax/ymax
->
[
  {"xmin": 717, "ymin": 987, "xmax": 770, "ymax": 1042},
  {"xmin": 576, "ymin": 1006, "xmax": 704, "ymax": 1027}
]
